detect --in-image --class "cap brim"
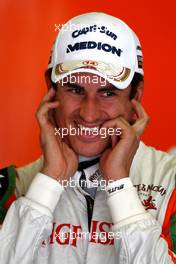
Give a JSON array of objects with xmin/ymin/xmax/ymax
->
[{"xmin": 51, "ymin": 61, "xmax": 135, "ymax": 90}]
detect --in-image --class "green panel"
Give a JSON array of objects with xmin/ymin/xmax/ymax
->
[
  {"xmin": 0, "ymin": 165, "xmax": 16, "ymax": 223},
  {"xmin": 170, "ymin": 213, "xmax": 176, "ymax": 253}
]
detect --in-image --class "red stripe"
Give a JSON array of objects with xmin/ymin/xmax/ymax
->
[
  {"xmin": 162, "ymin": 188, "xmax": 176, "ymax": 261},
  {"xmin": 5, "ymin": 194, "xmax": 16, "ymax": 209},
  {"xmin": 168, "ymin": 249, "xmax": 176, "ymax": 263}
]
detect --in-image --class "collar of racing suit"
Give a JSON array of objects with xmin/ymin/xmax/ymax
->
[{"xmin": 75, "ymin": 141, "xmax": 144, "ymax": 196}]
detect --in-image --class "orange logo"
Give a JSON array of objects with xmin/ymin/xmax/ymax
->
[{"xmin": 83, "ymin": 60, "xmax": 98, "ymax": 66}]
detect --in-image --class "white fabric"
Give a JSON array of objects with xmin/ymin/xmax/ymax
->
[
  {"xmin": 106, "ymin": 177, "xmax": 133, "ymax": 195},
  {"xmin": 0, "ymin": 141, "xmax": 176, "ymax": 263},
  {"xmin": 26, "ymin": 173, "xmax": 64, "ymax": 213},
  {"xmin": 107, "ymin": 179, "xmax": 147, "ymax": 227}
]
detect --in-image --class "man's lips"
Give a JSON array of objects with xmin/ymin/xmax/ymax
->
[
  {"xmin": 75, "ymin": 121, "xmax": 102, "ymax": 132},
  {"xmin": 73, "ymin": 121, "xmax": 104, "ymax": 140}
]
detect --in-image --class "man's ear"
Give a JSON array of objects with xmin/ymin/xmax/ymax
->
[
  {"xmin": 134, "ymin": 81, "xmax": 144, "ymax": 102},
  {"xmin": 45, "ymin": 69, "xmax": 55, "ymax": 90},
  {"xmin": 130, "ymin": 81, "xmax": 144, "ymax": 124}
]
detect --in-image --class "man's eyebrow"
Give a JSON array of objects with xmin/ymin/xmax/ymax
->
[
  {"xmin": 58, "ymin": 81, "xmax": 120, "ymax": 91},
  {"xmin": 61, "ymin": 82, "xmax": 84, "ymax": 89},
  {"xmin": 98, "ymin": 86, "xmax": 120, "ymax": 92}
]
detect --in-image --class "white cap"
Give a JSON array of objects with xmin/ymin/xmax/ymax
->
[{"xmin": 48, "ymin": 12, "xmax": 144, "ymax": 90}]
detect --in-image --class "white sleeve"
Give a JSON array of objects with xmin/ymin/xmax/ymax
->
[
  {"xmin": 0, "ymin": 173, "xmax": 64, "ymax": 264},
  {"xmin": 106, "ymin": 178, "xmax": 176, "ymax": 263},
  {"xmin": 16, "ymin": 156, "xmax": 44, "ymax": 196}
]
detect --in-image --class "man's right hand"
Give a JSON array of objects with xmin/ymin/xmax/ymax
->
[{"xmin": 36, "ymin": 88, "xmax": 78, "ymax": 182}]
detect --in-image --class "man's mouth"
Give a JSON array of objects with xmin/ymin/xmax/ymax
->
[
  {"xmin": 77, "ymin": 124, "xmax": 100, "ymax": 133},
  {"xmin": 73, "ymin": 121, "xmax": 103, "ymax": 141}
]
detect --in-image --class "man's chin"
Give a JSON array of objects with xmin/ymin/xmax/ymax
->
[
  {"xmin": 75, "ymin": 149, "xmax": 103, "ymax": 157},
  {"xmin": 75, "ymin": 149, "xmax": 102, "ymax": 157}
]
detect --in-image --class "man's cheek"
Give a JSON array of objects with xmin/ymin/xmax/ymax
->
[
  {"xmin": 54, "ymin": 110, "xmax": 66, "ymax": 127},
  {"xmin": 119, "ymin": 103, "xmax": 133, "ymax": 121},
  {"xmin": 127, "ymin": 104, "xmax": 136, "ymax": 123}
]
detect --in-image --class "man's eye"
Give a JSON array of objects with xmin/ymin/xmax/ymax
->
[
  {"xmin": 102, "ymin": 91, "xmax": 116, "ymax": 97},
  {"xmin": 68, "ymin": 88, "xmax": 82, "ymax": 94}
]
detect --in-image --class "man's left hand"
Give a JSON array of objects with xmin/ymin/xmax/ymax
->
[{"xmin": 99, "ymin": 100, "xmax": 149, "ymax": 182}]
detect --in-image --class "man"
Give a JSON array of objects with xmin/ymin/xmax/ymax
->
[{"xmin": 0, "ymin": 12, "xmax": 176, "ymax": 263}]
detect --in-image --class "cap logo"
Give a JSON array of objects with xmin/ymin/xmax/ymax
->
[
  {"xmin": 66, "ymin": 41, "xmax": 123, "ymax": 57},
  {"xmin": 83, "ymin": 60, "xmax": 98, "ymax": 66},
  {"xmin": 72, "ymin": 24, "xmax": 117, "ymax": 40},
  {"xmin": 137, "ymin": 55, "xmax": 143, "ymax": 69}
]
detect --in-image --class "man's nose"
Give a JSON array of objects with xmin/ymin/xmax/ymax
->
[{"xmin": 79, "ymin": 97, "xmax": 101, "ymax": 123}]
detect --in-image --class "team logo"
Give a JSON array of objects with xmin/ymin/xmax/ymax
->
[
  {"xmin": 142, "ymin": 196, "xmax": 157, "ymax": 210},
  {"xmin": 83, "ymin": 60, "xmax": 98, "ymax": 67},
  {"xmin": 89, "ymin": 169, "xmax": 101, "ymax": 182}
]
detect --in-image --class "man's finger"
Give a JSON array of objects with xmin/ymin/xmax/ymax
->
[
  {"xmin": 41, "ymin": 88, "xmax": 56, "ymax": 104},
  {"xmin": 36, "ymin": 101, "xmax": 59, "ymax": 128},
  {"xmin": 131, "ymin": 99, "xmax": 149, "ymax": 122},
  {"xmin": 131, "ymin": 100, "xmax": 150, "ymax": 137},
  {"xmin": 102, "ymin": 116, "xmax": 134, "ymax": 140}
]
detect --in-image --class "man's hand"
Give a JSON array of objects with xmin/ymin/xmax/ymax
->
[
  {"xmin": 100, "ymin": 100, "xmax": 149, "ymax": 182},
  {"xmin": 36, "ymin": 88, "xmax": 78, "ymax": 181}
]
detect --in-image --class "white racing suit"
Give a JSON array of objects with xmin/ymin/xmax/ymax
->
[{"xmin": 0, "ymin": 141, "xmax": 176, "ymax": 263}]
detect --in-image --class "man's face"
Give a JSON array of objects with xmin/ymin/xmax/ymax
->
[{"xmin": 53, "ymin": 72, "xmax": 136, "ymax": 157}]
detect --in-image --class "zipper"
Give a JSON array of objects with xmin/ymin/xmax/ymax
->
[{"xmin": 84, "ymin": 195, "xmax": 94, "ymax": 232}]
